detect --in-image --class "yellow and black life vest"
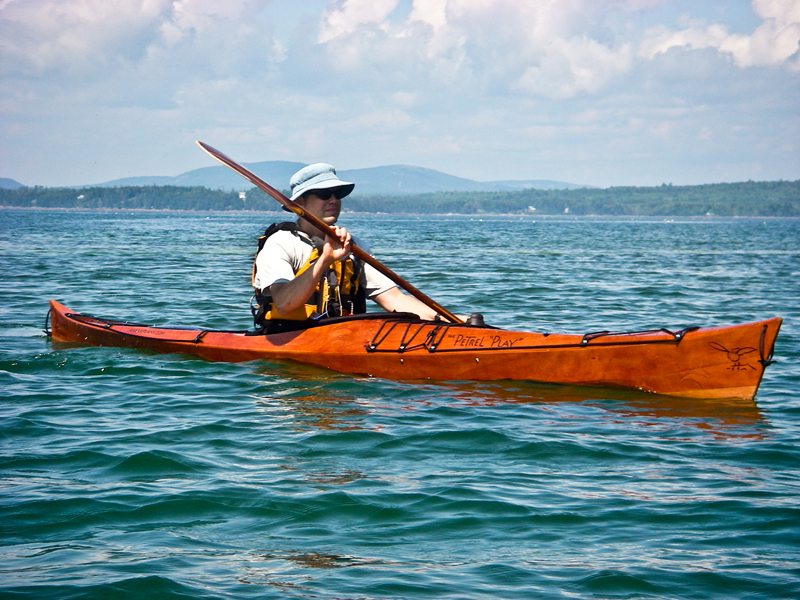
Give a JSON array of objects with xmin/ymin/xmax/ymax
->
[{"xmin": 251, "ymin": 222, "xmax": 367, "ymax": 327}]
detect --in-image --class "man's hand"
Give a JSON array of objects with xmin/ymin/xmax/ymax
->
[{"xmin": 322, "ymin": 226, "xmax": 352, "ymax": 264}]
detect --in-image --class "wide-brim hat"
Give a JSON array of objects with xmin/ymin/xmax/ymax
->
[{"xmin": 289, "ymin": 163, "xmax": 355, "ymax": 201}]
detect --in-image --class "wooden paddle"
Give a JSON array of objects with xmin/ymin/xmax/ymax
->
[{"xmin": 196, "ymin": 141, "xmax": 463, "ymax": 324}]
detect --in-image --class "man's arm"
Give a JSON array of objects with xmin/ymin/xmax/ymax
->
[
  {"xmin": 269, "ymin": 264, "xmax": 328, "ymax": 316},
  {"xmin": 372, "ymin": 286, "xmax": 442, "ymax": 321}
]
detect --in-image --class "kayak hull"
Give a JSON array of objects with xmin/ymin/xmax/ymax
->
[{"xmin": 47, "ymin": 300, "xmax": 781, "ymax": 400}]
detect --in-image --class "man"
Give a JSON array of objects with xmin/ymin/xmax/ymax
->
[{"xmin": 252, "ymin": 163, "xmax": 442, "ymax": 328}]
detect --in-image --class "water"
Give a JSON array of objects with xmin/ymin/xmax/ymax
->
[{"xmin": 2, "ymin": 208, "xmax": 799, "ymax": 599}]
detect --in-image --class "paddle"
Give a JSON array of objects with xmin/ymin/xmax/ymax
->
[{"xmin": 196, "ymin": 141, "xmax": 463, "ymax": 324}]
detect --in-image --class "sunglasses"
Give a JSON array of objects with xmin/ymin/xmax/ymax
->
[{"xmin": 311, "ymin": 188, "xmax": 347, "ymax": 201}]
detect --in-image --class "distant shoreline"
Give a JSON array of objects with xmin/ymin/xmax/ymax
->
[
  {"xmin": 3, "ymin": 179, "xmax": 797, "ymax": 217},
  {"xmin": 3, "ymin": 205, "xmax": 796, "ymax": 219}
]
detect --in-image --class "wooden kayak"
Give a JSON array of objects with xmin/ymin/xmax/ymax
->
[{"xmin": 47, "ymin": 299, "xmax": 781, "ymax": 400}]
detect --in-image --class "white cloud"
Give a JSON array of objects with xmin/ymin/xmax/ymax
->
[
  {"xmin": 0, "ymin": 0, "xmax": 282, "ymax": 82},
  {"xmin": 409, "ymin": 0, "xmax": 448, "ymax": 30},
  {"xmin": 315, "ymin": 0, "xmax": 799, "ymax": 100},
  {"xmin": 0, "ymin": 0, "xmax": 798, "ymax": 187},
  {"xmin": 639, "ymin": 0, "xmax": 800, "ymax": 70},
  {"xmin": 0, "ymin": 0, "xmax": 169, "ymax": 76},
  {"xmin": 346, "ymin": 109, "xmax": 415, "ymax": 132},
  {"xmin": 513, "ymin": 36, "xmax": 634, "ymax": 99},
  {"xmin": 318, "ymin": 0, "xmax": 399, "ymax": 43}
]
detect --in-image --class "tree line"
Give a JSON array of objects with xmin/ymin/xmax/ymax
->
[
  {"xmin": 345, "ymin": 180, "xmax": 800, "ymax": 217},
  {"xmin": 2, "ymin": 180, "xmax": 798, "ymax": 217},
  {"xmin": 0, "ymin": 185, "xmax": 268, "ymax": 212}
]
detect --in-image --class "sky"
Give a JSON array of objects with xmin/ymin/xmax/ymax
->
[{"xmin": 1, "ymin": 0, "xmax": 798, "ymax": 188}]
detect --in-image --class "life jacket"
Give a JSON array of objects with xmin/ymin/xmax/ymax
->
[{"xmin": 251, "ymin": 222, "xmax": 367, "ymax": 327}]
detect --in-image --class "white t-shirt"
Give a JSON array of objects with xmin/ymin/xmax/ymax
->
[{"xmin": 253, "ymin": 227, "xmax": 396, "ymax": 299}]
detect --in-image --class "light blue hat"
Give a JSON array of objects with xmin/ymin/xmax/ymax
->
[{"xmin": 289, "ymin": 163, "xmax": 355, "ymax": 201}]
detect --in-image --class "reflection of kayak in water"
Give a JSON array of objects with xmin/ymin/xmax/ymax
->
[
  {"xmin": 459, "ymin": 380, "xmax": 766, "ymax": 435},
  {"xmin": 47, "ymin": 300, "xmax": 781, "ymax": 401}
]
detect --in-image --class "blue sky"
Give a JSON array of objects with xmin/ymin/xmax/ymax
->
[{"xmin": 1, "ymin": 0, "xmax": 798, "ymax": 188}]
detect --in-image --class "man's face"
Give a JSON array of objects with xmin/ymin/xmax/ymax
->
[{"xmin": 299, "ymin": 188, "xmax": 344, "ymax": 225}]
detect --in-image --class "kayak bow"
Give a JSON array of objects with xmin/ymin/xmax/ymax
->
[{"xmin": 46, "ymin": 300, "xmax": 781, "ymax": 400}]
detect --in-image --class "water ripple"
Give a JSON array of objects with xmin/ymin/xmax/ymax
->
[{"xmin": 1, "ymin": 210, "xmax": 799, "ymax": 599}]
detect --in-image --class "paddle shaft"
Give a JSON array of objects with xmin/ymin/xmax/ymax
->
[{"xmin": 196, "ymin": 141, "xmax": 463, "ymax": 324}]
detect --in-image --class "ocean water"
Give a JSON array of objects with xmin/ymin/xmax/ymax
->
[{"xmin": 1, "ymin": 208, "xmax": 799, "ymax": 599}]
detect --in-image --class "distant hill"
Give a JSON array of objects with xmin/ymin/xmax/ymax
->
[
  {"xmin": 90, "ymin": 176, "xmax": 176, "ymax": 187},
  {"xmin": 94, "ymin": 161, "xmax": 306, "ymax": 193},
  {"xmin": 0, "ymin": 177, "xmax": 24, "ymax": 189},
  {"xmin": 339, "ymin": 166, "xmax": 593, "ymax": 195},
  {"xmin": 91, "ymin": 162, "xmax": 591, "ymax": 195},
  {"xmin": 485, "ymin": 179, "xmax": 591, "ymax": 191}
]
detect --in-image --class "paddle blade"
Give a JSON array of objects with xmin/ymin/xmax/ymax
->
[{"xmin": 196, "ymin": 141, "xmax": 304, "ymax": 218}]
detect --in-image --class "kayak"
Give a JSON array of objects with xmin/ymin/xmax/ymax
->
[{"xmin": 46, "ymin": 300, "xmax": 781, "ymax": 400}]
